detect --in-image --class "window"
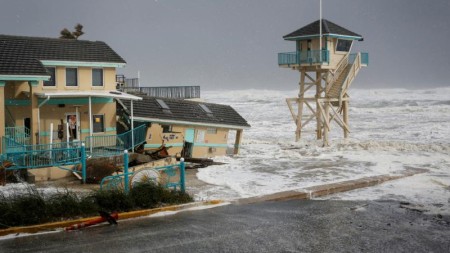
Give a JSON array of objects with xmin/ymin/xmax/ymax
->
[
  {"xmin": 199, "ymin": 104, "xmax": 213, "ymax": 117},
  {"xmin": 156, "ymin": 99, "xmax": 171, "ymax": 114},
  {"xmin": 156, "ymin": 99, "xmax": 170, "ymax": 109},
  {"xmin": 162, "ymin": 125, "xmax": 172, "ymax": 133},
  {"xmin": 207, "ymin": 128, "xmax": 217, "ymax": 134},
  {"xmin": 336, "ymin": 39, "xmax": 353, "ymax": 52},
  {"xmin": 196, "ymin": 130, "xmax": 205, "ymax": 143},
  {"xmin": 44, "ymin": 67, "xmax": 56, "ymax": 86},
  {"xmin": 93, "ymin": 115, "xmax": 104, "ymax": 133},
  {"xmin": 92, "ymin": 69, "xmax": 103, "ymax": 86},
  {"xmin": 66, "ymin": 68, "xmax": 78, "ymax": 86},
  {"xmin": 296, "ymin": 41, "xmax": 302, "ymax": 51}
]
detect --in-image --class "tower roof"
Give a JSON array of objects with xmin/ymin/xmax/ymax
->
[{"xmin": 283, "ymin": 19, "xmax": 363, "ymax": 41}]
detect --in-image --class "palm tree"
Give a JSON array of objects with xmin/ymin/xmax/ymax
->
[{"xmin": 60, "ymin": 23, "xmax": 84, "ymax": 39}]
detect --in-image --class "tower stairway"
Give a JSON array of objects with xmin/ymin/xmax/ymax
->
[{"xmin": 326, "ymin": 52, "xmax": 365, "ymax": 108}]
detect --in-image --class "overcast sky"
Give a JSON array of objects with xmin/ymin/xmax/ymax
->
[{"xmin": 1, "ymin": 0, "xmax": 449, "ymax": 90}]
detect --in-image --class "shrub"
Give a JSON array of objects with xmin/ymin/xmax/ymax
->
[
  {"xmin": 0, "ymin": 183, "xmax": 193, "ymax": 228},
  {"xmin": 90, "ymin": 189, "xmax": 134, "ymax": 212}
]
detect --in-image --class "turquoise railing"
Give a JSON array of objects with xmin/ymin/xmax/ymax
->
[
  {"xmin": 5, "ymin": 126, "xmax": 31, "ymax": 145},
  {"xmin": 278, "ymin": 50, "xmax": 329, "ymax": 65},
  {"xmin": 361, "ymin": 52, "xmax": 369, "ymax": 66},
  {"xmin": 349, "ymin": 52, "xmax": 369, "ymax": 66},
  {"xmin": 85, "ymin": 124, "xmax": 147, "ymax": 158},
  {"xmin": 1, "ymin": 137, "xmax": 83, "ymax": 170},
  {"xmin": 100, "ymin": 155, "xmax": 186, "ymax": 193},
  {"xmin": 2, "ymin": 136, "xmax": 26, "ymax": 154}
]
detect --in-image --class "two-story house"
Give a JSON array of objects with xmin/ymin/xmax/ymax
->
[{"xmin": 0, "ymin": 34, "xmax": 141, "ymax": 153}]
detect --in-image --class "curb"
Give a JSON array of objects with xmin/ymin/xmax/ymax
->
[
  {"xmin": 234, "ymin": 168, "xmax": 428, "ymax": 204},
  {"xmin": 0, "ymin": 200, "xmax": 223, "ymax": 237}
]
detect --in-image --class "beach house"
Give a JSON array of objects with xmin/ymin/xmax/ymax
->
[
  {"xmin": 0, "ymin": 34, "xmax": 145, "ymax": 181},
  {"xmin": 119, "ymin": 96, "xmax": 250, "ymax": 158}
]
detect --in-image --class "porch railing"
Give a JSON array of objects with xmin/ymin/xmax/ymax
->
[
  {"xmin": 85, "ymin": 124, "xmax": 147, "ymax": 157},
  {"xmin": 5, "ymin": 126, "xmax": 31, "ymax": 145},
  {"xmin": 278, "ymin": 50, "xmax": 329, "ymax": 65},
  {"xmin": 1, "ymin": 136, "xmax": 83, "ymax": 170}
]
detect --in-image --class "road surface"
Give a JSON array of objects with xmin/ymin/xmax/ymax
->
[{"xmin": 1, "ymin": 200, "xmax": 449, "ymax": 252}]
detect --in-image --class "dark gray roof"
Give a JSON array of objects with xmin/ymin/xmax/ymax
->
[
  {"xmin": 283, "ymin": 19, "xmax": 363, "ymax": 40},
  {"xmin": 0, "ymin": 34, "xmax": 126, "ymax": 76},
  {"xmin": 121, "ymin": 96, "xmax": 250, "ymax": 129}
]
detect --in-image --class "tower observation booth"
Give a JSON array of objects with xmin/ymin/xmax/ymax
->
[{"xmin": 278, "ymin": 19, "xmax": 368, "ymax": 145}]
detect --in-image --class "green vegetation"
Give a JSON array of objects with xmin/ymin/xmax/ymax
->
[{"xmin": 0, "ymin": 183, "xmax": 193, "ymax": 229}]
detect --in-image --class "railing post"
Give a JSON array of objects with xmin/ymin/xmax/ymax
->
[
  {"xmin": 81, "ymin": 143, "xmax": 86, "ymax": 184},
  {"xmin": 124, "ymin": 150, "xmax": 129, "ymax": 194},
  {"xmin": 180, "ymin": 157, "xmax": 186, "ymax": 193}
]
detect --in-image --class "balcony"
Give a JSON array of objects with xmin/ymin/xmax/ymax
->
[{"xmin": 278, "ymin": 50, "xmax": 329, "ymax": 66}]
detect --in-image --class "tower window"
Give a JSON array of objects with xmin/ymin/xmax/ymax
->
[{"xmin": 336, "ymin": 39, "xmax": 353, "ymax": 52}]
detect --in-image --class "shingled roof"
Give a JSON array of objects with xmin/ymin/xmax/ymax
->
[
  {"xmin": 0, "ymin": 34, "xmax": 126, "ymax": 76},
  {"xmin": 283, "ymin": 19, "xmax": 363, "ymax": 41},
  {"xmin": 121, "ymin": 96, "xmax": 250, "ymax": 129}
]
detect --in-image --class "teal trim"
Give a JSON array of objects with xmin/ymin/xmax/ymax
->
[
  {"xmin": 193, "ymin": 143, "xmax": 228, "ymax": 148},
  {"xmin": 6, "ymin": 97, "xmax": 114, "ymax": 107},
  {"xmin": 40, "ymin": 132, "xmax": 50, "ymax": 137},
  {"xmin": 145, "ymin": 143, "xmax": 184, "ymax": 148},
  {"xmin": 40, "ymin": 60, "xmax": 126, "ymax": 68},
  {"xmin": 6, "ymin": 99, "xmax": 30, "ymax": 106},
  {"xmin": 0, "ymin": 75, "xmax": 49, "ymax": 81},
  {"xmin": 28, "ymin": 81, "xmax": 39, "ymax": 87},
  {"xmin": 105, "ymin": 127, "xmax": 116, "ymax": 132},
  {"xmin": 43, "ymin": 97, "xmax": 113, "ymax": 105},
  {"xmin": 0, "ymin": 81, "xmax": 5, "ymax": 87},
  {"xmin": 81, "ymin": 129, "xmax": 90, "ymax": 133},
  {"xmin": 285, "ymin": 34, "xmax": 362, "ymax": 41}
]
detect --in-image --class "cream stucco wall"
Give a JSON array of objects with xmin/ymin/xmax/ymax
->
[
  {"xmin": 144, "ymin": 123, "xmax": 231, "ymax": 158},
  {"xmin": 38, "ymin": 66, "xmax": 117, "ymax": 92},
  {"xmin": 3, "ymin": 66, "xmax": 118, "ymax": 145}
]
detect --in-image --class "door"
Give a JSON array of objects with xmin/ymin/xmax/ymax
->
[
  {"xmin": 24, "ymin": 118, "xmax": 31, "ymax": 132},
  {"xmin": 65, "ymin": 113, "xmax": 80, "ymax": 141},
  {"xmin": 183, "ymin": 128, "xmax": 195, "ymax": 158}
]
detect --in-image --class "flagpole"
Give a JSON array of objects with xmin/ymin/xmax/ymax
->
[{"xmin": 319, "ymin": 0, "xmax": 322, "ymax": 63}]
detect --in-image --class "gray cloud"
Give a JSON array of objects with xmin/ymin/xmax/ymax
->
[{"xmin": 1, "ymin": 0, "xmax": 449, "ymax": 90}]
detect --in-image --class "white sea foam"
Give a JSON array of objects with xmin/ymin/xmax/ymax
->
[{"xmin": 196, "ymin": 88, "xmax": 450, "ymax": 214}]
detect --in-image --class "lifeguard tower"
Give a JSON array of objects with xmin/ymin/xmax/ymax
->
[{"xmin": 278, "ymin": 19, "xmax": 368, "ymax": 145}]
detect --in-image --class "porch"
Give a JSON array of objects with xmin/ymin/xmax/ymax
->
[{"xmin": 0, "ymin": 125, "xmax": 147, "ymax": 183}]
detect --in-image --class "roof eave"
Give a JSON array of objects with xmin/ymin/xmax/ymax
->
[
  {"xmin": 34, "ymin": 91, "xmax": 142, "ymax": 101},
  {"xmin": 40, "ymin": 60, "xmax": 126, "ymax": 68},
  {"xmin": 283, "ymin": 34, "xmax": 363, "ymax": 41},
  {"xmin": 0, "ymin": 74, "xmax": 50, "ymax": 81},
  {"xmin": 133, "ymin": 116, "xmax": 250, "ymax": 130}
]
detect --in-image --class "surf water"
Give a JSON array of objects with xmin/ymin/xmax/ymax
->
[{"xmin": 197, "ymin": 87, "xmax": 450, "ymax": 214}]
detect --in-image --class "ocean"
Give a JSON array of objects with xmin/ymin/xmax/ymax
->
[{"xmin": 197, "ymin": 88, "xmax": 450, "ymax": 214}]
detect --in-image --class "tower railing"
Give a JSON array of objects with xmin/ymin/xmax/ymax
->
[{"xmin": 278, "ymin": 50, "xmax": 329, "ymax": 65}]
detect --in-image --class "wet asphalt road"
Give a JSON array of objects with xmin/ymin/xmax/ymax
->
[{"xmin": 1, "ymin": 200, "xmax": 449, "ymax": 253}]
